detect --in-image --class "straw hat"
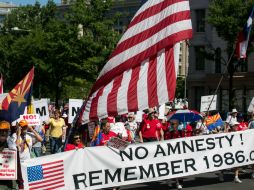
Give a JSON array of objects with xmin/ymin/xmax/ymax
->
[
  {"xmin": 0, "ymin": 121, "xmax": 10, "ymax": 130},
  {"xmin": 19, "ymin": 120, "xmax": 28, "ymax": 127}
]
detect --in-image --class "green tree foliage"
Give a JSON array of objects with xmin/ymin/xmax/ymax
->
[
  {"xmin": 0, "ymin": 0, "xmax": 120, "ymax": 106},
  {"xmin": 208, "ymin": 0, "xmax": 254, "ymax": 54},
  {"xmin": 208, "ymin": 0, "xmax": 254, "ymax": 109}
]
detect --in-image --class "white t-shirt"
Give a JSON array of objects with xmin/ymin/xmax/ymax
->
[
  {"xmin": 110, "ymin": 122, "xmax": 128, "ymax": 138},
  {"xmin": 11, "ymin": 133, "xmax": 33, "ymax": 161},
  {"xmin": 125, "ymin": 121, "xmax": 138, "ymax": 137},
  {"xmin": 226, "ymin": 115, "xmax": 237, "ymax": 126}
]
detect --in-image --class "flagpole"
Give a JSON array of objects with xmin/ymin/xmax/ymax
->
[{"xmin": 206, "ymin": 46, "xmax": 236, "ymax": 115}]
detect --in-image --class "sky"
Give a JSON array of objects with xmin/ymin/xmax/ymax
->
[{"xmin": 1, "ymin": 0, "xmax": 61, "ymax": 6}]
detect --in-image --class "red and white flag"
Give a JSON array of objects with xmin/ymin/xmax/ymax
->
[
  {"xmin": 27, "ymin": 160, "xmax": 64, "ymax": 190},
  {"xmin": 81, "ymin": 0, "xmax": 193, "ymax": 123},
  {"xmin": 0, "ymin": 74, "xmax": 3, "ymax": 94}
]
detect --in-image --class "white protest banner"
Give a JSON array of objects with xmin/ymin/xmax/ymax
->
[
  {"xmin": 20, "ymin": 114, "xmax": 41, "ymax": 126},
  {"xmin": 68, "ymin": 99, "xmax": 83, "ymax": 124},
  {"xmin": 33, "ymin": 99, "xmax": 49, "ymax": 122},
  {"xmin": 0, "ymin": 149, "xmax": 17, "ymax": 180},
  {"xmin": 21, "ymin": 130, "xmax": 254, "ymax": 190},
  {"xmin": 248, "ymin": 97, "xmax": 254, "ymax": 113},
  {"xmin": 107, "ymin": 137, "xmax": 130, "ymax": 151},
  {"xmin": 200, "ymin": 95, "xmax": 217, "ymax": 112}
]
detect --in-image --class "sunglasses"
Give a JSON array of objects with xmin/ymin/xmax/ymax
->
[
  {"xmin": 171, "ymin": 123, "xmax": 178, "ymax": 125},
  {"xmin": 74, "ymin": 136, "xmax": 80, "ymax": 140}
]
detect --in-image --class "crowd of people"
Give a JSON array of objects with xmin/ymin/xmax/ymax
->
[{"xmin": 0, "ymin": 106, "xmax": 254, "ymax": 189}]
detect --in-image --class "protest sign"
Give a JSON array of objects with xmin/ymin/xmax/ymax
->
[
  {"xmin": 68, "ymin": 99, "xmax": 83, "ymax": 124},
  {"xmin": 21, "ymin": 130, "xmax": 254, "ymax": 190},
  {"xmin": 107, "ymin": 137, "xmax": 130, "ymax": 151},
  {"xmin": 33, "ymin": 99, "xmax": 49, "ymax": 122},
  {"xmin": 20, "ymin": 114, "xmax": 41, "ymax": 126},
  {"xmin": 0, "ymin": 149, "xmax": 17, "ymax": 180},
  {"xmin": 248, "ymin": 97, "xmax": 254, "ymax": 113},
  {"xmin": 200, "ymin": 95, "xmax": 217, "ymax": 112}
]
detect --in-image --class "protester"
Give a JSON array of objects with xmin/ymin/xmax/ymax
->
[
  {"xmin": 48, "ymin": 109, "xmax": 65, "ymax": 154},
  {"xmin": 15, "ymin": 120, "xmax": 43, "ymax": 160},
  {"xmin": 30, "ymin": 125, "xmax": 45, "ymax": 157},
  {"xmin": 225, "ymin": 108, "xmax": 238, "ymax": 132},
  {"xmin": 248, "ymin": 112, "xmax": 254, "ymax": 129},
  {"xmin": 110, "ymin": 115, "xmax": 130, "ymax": 141},
  {"xmin": 125, "ymin": 112, "xmax": 138, "ymax": 142},
  {"xmin": 231, "ymin": 121, "xmax": 243, "ymax": 183},
  {"xmin": 139, "ymin": 108, "xmax": 163, "ymax": 142},
  {"xmin": 237, "ymin": 116, "xmax": 248, "ymax": 131},
  {"xmin": 169, "ymin": 119, "xmax": 183, "ymax": 139},
  {"xmin": 99, "ymin": 121, "xmax": 117, "ymax": 146},
  {"xmin": 15, "ymin": 120, "xmax": 43, "ymax": 189},
  {"xmin": 168, "ymin": 119, "xmax": 183, "ymax": 189},
  {"xmin": 194, "ymin": 119, "xmax": 207, "ymax": 136},
  {"xmin": 65, "ymin": 132, "xmax": 84, "ymax": 151},
  {"xmin": 0, "ymin": 121, "xmax": 15, "ymax": 190},
  {"xmin": 158, "ymin": 116, "xmax": 170, "ymax": 140}
]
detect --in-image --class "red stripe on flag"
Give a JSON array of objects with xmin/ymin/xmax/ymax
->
[
  {"xmin": 107, "ymin": 74, "xmax": 123, "ymax": 116},
  {"xmin": 165, "ymin": 47, "xmax": 176, "ymax": 101},
  {"xmin": 43, "ymin": 172, "xmax": 64, "ymax": 179},
  {"xmin": 148, "ymin": 55, "xmax": 159, "ymax": 108},
  {"xmin": 29, "ymin": 176, "xmax": 63, "ymax": 186},
  {"xmin": 111, "ymin": 11, "xmax": 190, "ymax": 58},
  {"xmin": 43, "ymin": 184, "xmax": 65, "ymax": 190},
  {"xmin": 91, "ymin": 29, "xmax": 192, "ymax": 94},
  {"xmin": 42, "ymin": 160, "xmax": 63, "ymax": 166},
  {"xmin": 89, "ymin": 88, "xmax": 104, "ymax": 120},
  {"xmin": 43, "ymin": 168, "xmax": 63, "ymax": 175},
  {"xmin": 29, "ymin": 180, "xmax": 64, "ymax": 190},
  {"xmin": 43, "ymin": 164, "xmax": 63, "ymax": 171},
  {"xmin": 128, "ymin": 0, "xmax": 187, "ymax": 29},
  {"xmin": 127, "ymin": 66, "xmax": 140, "ymax": 112}
]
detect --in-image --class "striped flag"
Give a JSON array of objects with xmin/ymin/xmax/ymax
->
[
  {"xmin": 0, "ymin": 74, "xmax": 3, "ymax": 94},
  {"xmin": 81, "ymin": 0, "xmax": 193, "ymax": 123},
  {"xmin": 236, "ymin": 6, "xmax": 254, "ymax": 59},
  {"xmin": 27, "ymin": 160, "xmax": 64, "ymax": 190}
]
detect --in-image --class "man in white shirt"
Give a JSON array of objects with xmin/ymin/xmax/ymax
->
[{"xmin": 225, "ymin": 108, "xmax": 238, "ymax": 132}]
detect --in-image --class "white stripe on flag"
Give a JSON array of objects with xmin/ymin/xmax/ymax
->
[
  {"xmin": 156, "ymin": 49, "xmax": 169, "ymax": 105},
  {"xmin": 117, "ymin": 69, "xmax": 132, "ymax": 115},
  {"xmin": 82, "ymin": 90, "xmax": 99, "ymax": 123},
  {"xmin": 99, "ymin": 20, "xmax": 192, "ymax": 78},
  {"xmin": 97, "ymin": 81, "xmax": 113, "ymax": 119},
  {"xmin": 137, "ymin": 59, "xmax": 149, "ymax": 110},
  {"xmin": 132, "ymin": 0, "xmax": 164, "ymax": 20},
  {"xmin": 119, "ymin": 1, "xmax": 190, "ymax": 44}
]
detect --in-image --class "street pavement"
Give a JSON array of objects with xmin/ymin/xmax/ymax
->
[{"xmin": 120, "ymin": 169, "xmax": 254, "ymax": 190}]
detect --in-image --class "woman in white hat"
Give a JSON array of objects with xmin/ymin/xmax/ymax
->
[{"xmin": 225, "ymin": 108, "xmax": 238, "ymax": 132}]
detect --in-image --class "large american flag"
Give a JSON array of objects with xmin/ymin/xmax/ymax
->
[
  {"xmin": 27, "ymin": 160, "xmax": 64, "ymax": 190},
  {"xmin": 81, "ymin": 0, "xmax": 193, "ymax": 123}
]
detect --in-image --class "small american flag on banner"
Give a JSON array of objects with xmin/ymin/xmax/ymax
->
[{"xmin": 27, "ymin": 160, "xmax": 64, "ymax": 190}]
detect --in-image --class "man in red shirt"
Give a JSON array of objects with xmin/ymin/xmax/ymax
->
[
  {"xmin": 139, "ymin": 108, "xmax": 163, "ymax": 142},
  {"xmin": 99, "ymin": 121, "xmax": 117, "ymax": 146}
]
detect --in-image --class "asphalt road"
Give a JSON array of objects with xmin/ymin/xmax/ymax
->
[{"xmin": 119, "ymin": 169, "xmax": 254, "ymax": 190}]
